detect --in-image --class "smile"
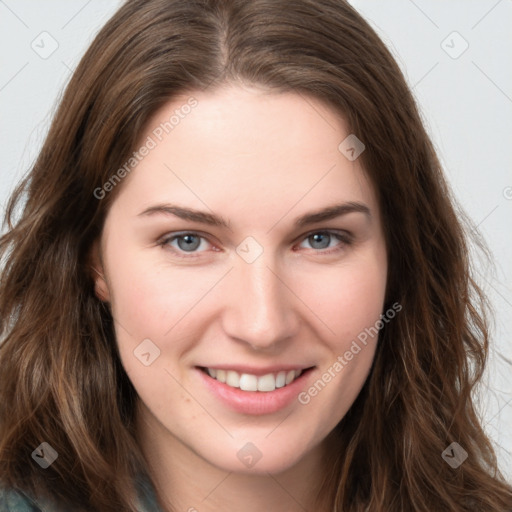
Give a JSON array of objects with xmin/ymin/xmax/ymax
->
[
  {"xmin": 200, "ymin": 367, "xmax": 304, "ymax": 392},
  {"xmin": 196, "ymin": 365, "xmax": 316, "ymax": 415}
]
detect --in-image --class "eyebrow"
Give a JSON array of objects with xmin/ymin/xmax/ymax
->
[{"xmin": 137, "ymin": 201, "xmax": 371, "ymax": 228}]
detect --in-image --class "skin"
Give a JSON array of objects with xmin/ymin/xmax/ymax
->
[{"xmin": 91, "ymin": 83, "xmax": 388, "ymax": 512}]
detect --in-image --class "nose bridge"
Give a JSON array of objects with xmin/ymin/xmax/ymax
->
[{"xmin": 222, "ymin": 251, "xmax": 296, "ymax": 349}]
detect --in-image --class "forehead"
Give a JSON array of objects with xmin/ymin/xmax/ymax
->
[{"xmin": 110, "ymin": 84, "xmax": 378, "ymax": 227}]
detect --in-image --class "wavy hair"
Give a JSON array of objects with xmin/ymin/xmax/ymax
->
[{"xmin": 1, "ymin": 0, "xmax": 511, "ymax": 510}]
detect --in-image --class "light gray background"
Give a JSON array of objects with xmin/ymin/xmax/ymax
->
[{"xmin": 1, "ymin": 0, "xmax": 511, "ymax": 481}]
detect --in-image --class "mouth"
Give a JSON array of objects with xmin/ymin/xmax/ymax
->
[
  {"xmin": 195, "ymin": 365, "xmax": 316, "ymax": 415},
  {"xmin": 197, "ymin": 366, "xmax": 312, "ymax": 392}
]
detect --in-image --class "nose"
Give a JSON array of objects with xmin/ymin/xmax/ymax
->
[{"xmin": 221, "ymin": 254, "xmax": 299, "ymax": 351}]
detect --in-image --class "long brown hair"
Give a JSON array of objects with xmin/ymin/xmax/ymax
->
[{"xmin": 1, "ymin": 0, "xmax": 511, "ymax": 510}]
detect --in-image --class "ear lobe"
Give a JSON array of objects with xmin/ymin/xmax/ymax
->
[
  {"xmin": 92, "ymin": 267, "xmax": 110, "ymax": 302},
  {"xmin": 89, "ymin": 240, "xmax": 110, "ymax": 302}
]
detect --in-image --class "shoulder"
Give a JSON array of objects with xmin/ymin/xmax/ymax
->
[
  {"xmin": 0, "ymin": 485, "xmax": 41, "ymax": 511},
  {"xmin": 135, "ymin": 472, "xmax": 165, "ymax": 512},
  {"xmin": 0, "ymin": 474, "xmax": 162, "ymax": 512}
]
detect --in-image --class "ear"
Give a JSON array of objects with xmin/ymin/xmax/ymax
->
[{"xmin": 88, "ymin": 239, "xmax": 111, "ymax": 302}]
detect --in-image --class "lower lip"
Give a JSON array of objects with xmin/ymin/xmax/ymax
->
[{"xmin": 196, "ymin": 367, "xmax": 315, "ymax": 415}]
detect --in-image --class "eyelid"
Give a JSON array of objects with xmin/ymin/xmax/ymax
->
[{"xmin": 297, "ymin": 228, "xmax": 352, "ymax": 242}]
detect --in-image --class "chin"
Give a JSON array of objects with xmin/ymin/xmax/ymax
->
[{"xmin": 199, "ymin": 437, "xmax": 315, "ymax": 476}]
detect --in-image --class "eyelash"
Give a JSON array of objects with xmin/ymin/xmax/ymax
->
[{"xmin": 158, "ymin": 230, "xmax": 353, "ymax": 259}]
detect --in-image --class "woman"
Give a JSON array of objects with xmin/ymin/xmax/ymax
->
[{"xmin": 1, "ymin": 0, "xmax": 511, "ymax": 511}]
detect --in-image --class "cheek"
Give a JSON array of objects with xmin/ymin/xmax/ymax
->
[
  {"xmin": 104, "ymin": 247, "xmax": 228, "ymax": 398},
  {"xmin": 293, "ymin": 256, "xmax": 387, "ymax": 345},
  {"xmin": 105, "ymin": 240, "xmax": 206, "ymax": 338},
  {"xmin": 293, "ymin": 259, "xmax": 386, "ymax": 425}
]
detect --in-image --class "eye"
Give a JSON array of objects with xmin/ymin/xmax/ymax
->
[
  {"xmin": 297, "ymin": 230, "xmax": 352, "ymax": 254},
  {"xmin": 159, "ymin": 232, "xmax": 213, "ymax": 258}
]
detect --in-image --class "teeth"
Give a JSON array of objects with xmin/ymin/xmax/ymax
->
[
  {"xmin": 226, "ymin": 370, "xmax": 240, "ymax": 387},
  {"xmin": 240, "ymin": 373, "xmax": 258, "ymax": 391},
  {"xmin": 275, "ymin": 371, "xmax": 286, "ymax": 388},
  {"xmin": 205, "ymin": 368, "xmax": 303, "ymax": 392},
  {"xmin": 257, "ymin": 373, "xmax": 276, "ymax": 392}
]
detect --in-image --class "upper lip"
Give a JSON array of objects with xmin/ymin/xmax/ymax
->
[{"xmin": 197, "ymin": 364, "xmax": 315, "ymax": 376}]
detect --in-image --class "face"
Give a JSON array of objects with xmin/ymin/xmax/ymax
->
[{"xmin": 92, "ymin": 84, "xmax": 388, "ymax": 475}]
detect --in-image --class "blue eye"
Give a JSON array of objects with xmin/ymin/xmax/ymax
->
[
  {"xmin": 298, "ymin": 231, "xmax": 351, "ymax": 252},
  {"xmin": 159, "ymin": 230, "xmax": 351, "ymax": 258},
  {"xmin": 161, "ymin": 232, "xmax": 211, "ymax": 256}
]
